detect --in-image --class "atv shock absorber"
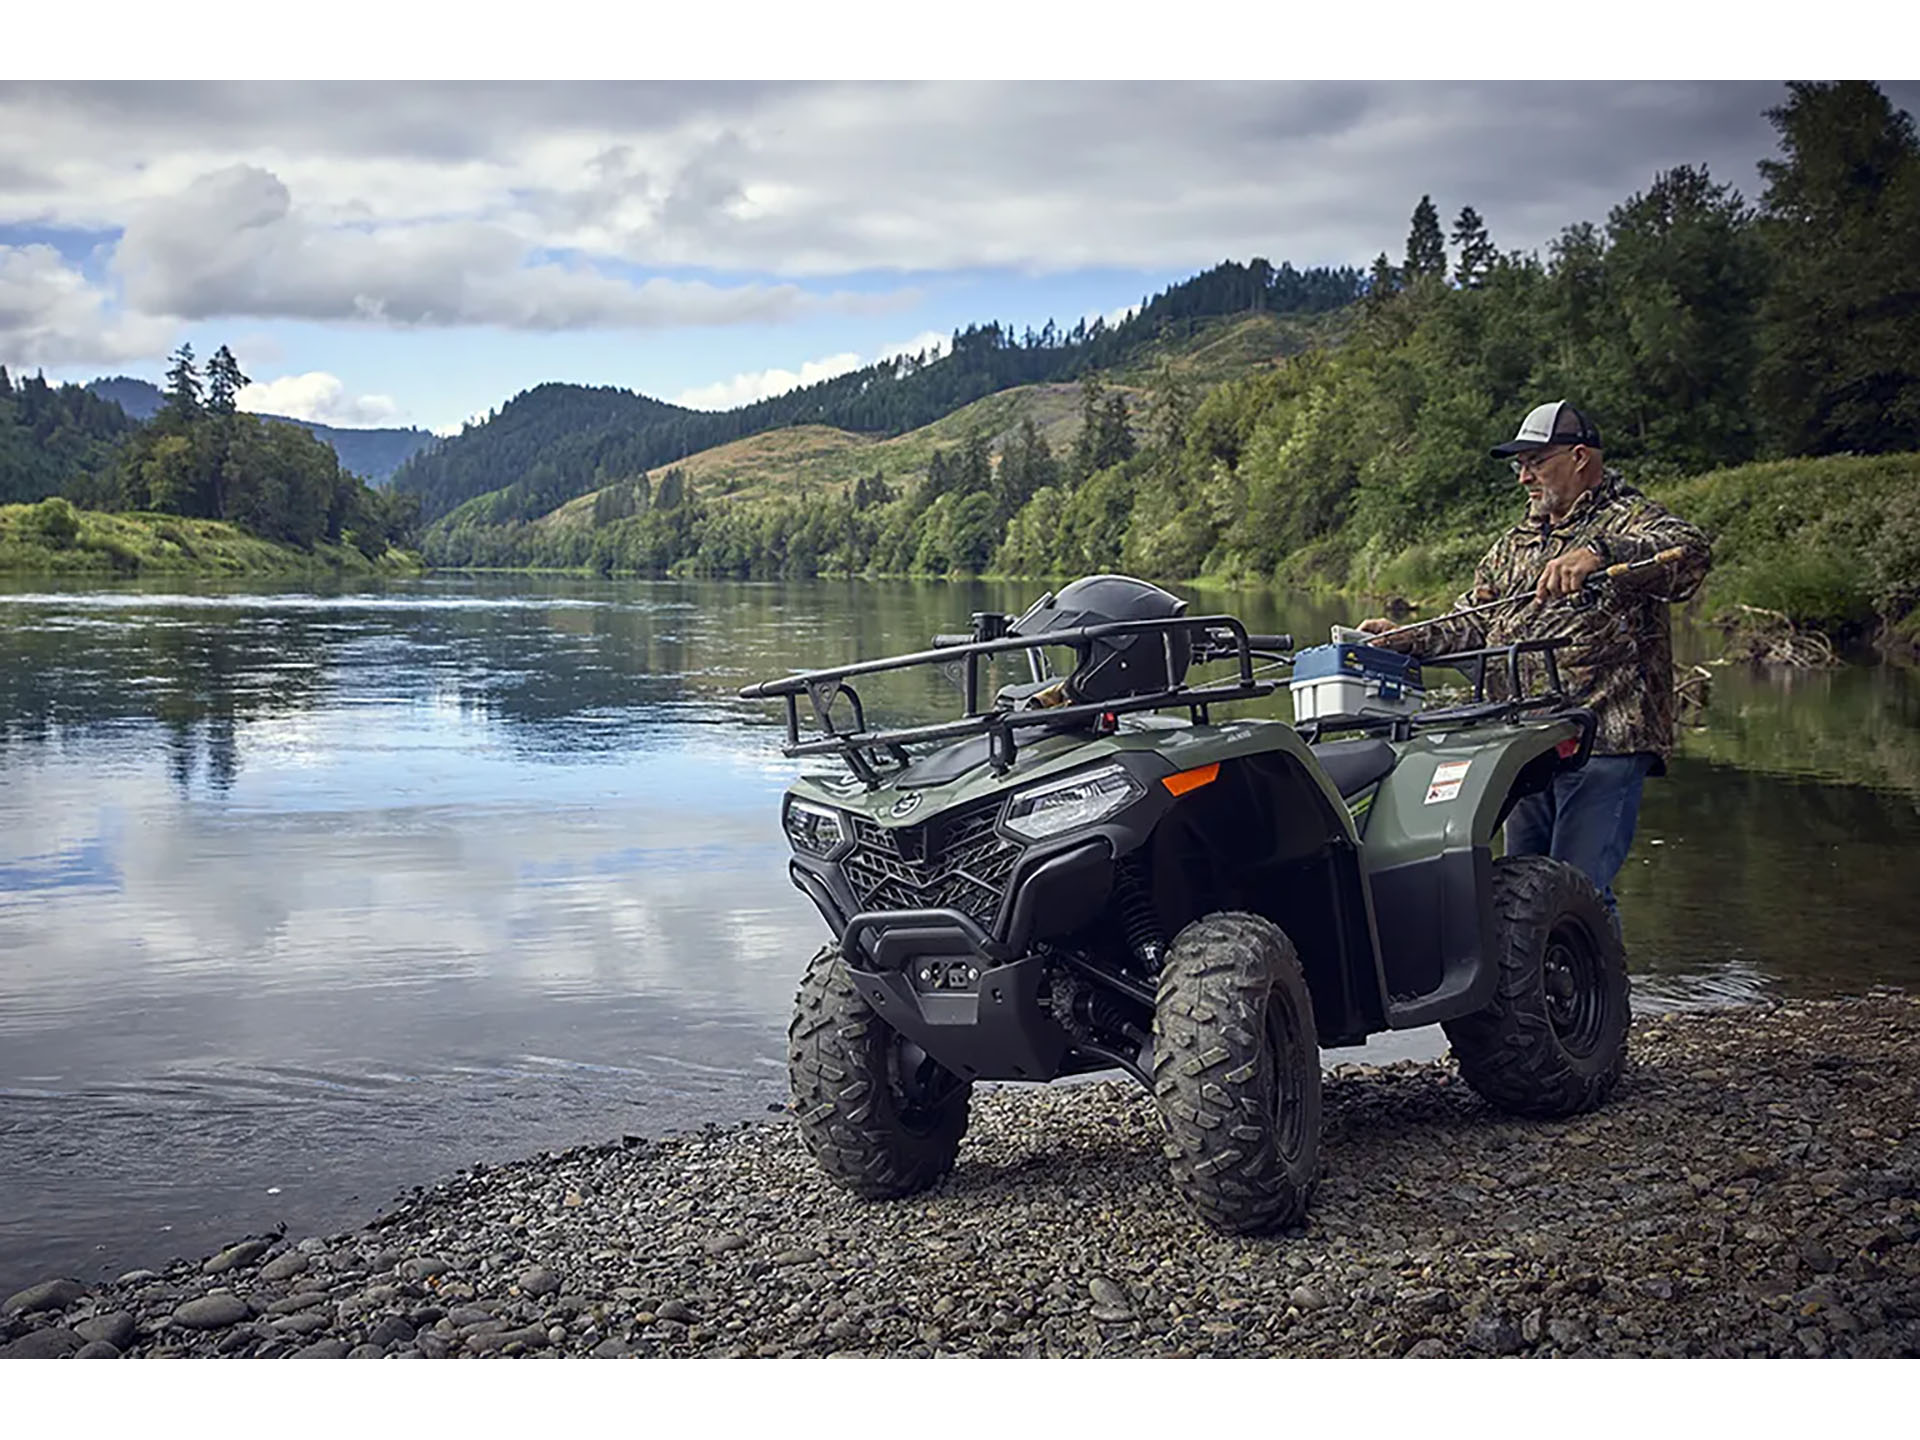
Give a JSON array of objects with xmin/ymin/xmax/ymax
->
[{"xmin": 1115, "ymin": 854, "xmax": 1165, "ymax": 971}]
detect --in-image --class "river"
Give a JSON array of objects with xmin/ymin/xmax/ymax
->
[{"xmin": 2, "ymin": 575, "xmax": 1916, "ymax": 1295}]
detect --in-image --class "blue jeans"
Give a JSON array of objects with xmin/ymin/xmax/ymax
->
[{"xmin": 1503, "ymin": 754, "xmax": 1654, "ymax": 929}]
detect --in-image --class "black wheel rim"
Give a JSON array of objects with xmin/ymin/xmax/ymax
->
[
  {"xmin": 889, "ymin": 1037, "xmax": 963, "ymax": 1132},
  {"xmin": 1541, "ymin": 917, "xmax": 1607, "ymax": 1057},
  {"xmin": 1266, "ymin": 993, "xmax": 1310, "ymax": 1161}
]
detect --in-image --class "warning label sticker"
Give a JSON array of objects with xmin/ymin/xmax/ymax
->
[{"xmin": 1424, "ymin": 759, "xmax": 1472, "ymax": 805}]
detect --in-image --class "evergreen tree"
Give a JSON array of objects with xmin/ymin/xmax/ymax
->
[
  {"xmin": 1754, "ymin": 81, "xmax": 1920, "ymax": 455},
  {"xmin": 1405, "ymin": 195, "xmax": 1447, "ymax": 280},
  {"xmin": 1366, "ymin": 251, "xmax": 1401, "ymax": 304},
  {"xmin": 163, "ymin": 344, "xmax": 203, "ymax": 420},
  {"xmin": 206, "ymin": 345, "xmax": 250, "ymax": 415},
  {"xmin": 0, "ymin": 364, "xmax": 11, "ymax": 399},
  {"xmin": 1450, "ymin": 206, "xmax": 1497, "ymax": 288}
]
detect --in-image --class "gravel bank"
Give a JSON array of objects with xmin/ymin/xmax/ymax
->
[{"xmin": 6, "ymin": 993, "xmax": 1917, "ymax": 1359}]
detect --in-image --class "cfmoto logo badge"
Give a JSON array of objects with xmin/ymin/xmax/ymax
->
[{"xmin": 889, "ymin": 793, "xmax": 922, "ymax": 818}]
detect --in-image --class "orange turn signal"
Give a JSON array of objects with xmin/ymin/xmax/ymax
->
[{"xmin": 1162, "ymin": 762, "xmax": 1219, "ymax": 797}]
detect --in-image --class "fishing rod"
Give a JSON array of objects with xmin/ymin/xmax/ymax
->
[{"xmin": 1368, "ymin": 546, "xmax": 1694, "ymax": 642}]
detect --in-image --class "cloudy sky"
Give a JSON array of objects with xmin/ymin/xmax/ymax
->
[{"xmin": 3, "ymin": 78, "xmax": 1916, "ymax": 435}]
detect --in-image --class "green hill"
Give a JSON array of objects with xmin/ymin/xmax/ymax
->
[{"xmin": 392, "ymin": 260, "xmax": 1365, "ymax": 529}]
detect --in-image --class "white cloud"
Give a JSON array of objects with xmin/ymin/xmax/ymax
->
[
  {"xmin": 672, "ymin": 350, "xmax": 864, "ymax": 411},
  {"xmin": 0, "ymin": 242, "xmax": 173, "ymax": 367},
  {"xmin": 238, "ymin": 371, "xmax": 399, "ymax": 427},
  {"xmin": 670, "ymin": 330, "xmax": 951, "ymax": 411}
]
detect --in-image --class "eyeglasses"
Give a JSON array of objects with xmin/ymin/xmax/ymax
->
[{"xmin": 1509, "ymin": 447, "xmax": 1570, "ymax": 478}]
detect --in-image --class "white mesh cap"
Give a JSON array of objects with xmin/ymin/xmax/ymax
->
[{"xmin": 1491, "ymin": 400, "xmax": 1602, "ymax": 457}]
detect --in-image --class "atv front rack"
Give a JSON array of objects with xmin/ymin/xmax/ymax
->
[{"xmin": 739, "ymin": 614, "xmax": 1289, "ymax": 787}]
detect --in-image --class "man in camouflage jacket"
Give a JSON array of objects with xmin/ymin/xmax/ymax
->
[{"xmin": 1359, "ymin": 400, "xmax": 1711, "ymax": 927}]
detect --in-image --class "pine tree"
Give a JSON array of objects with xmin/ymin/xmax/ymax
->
[
  {"xmin": 163, "ymin": 344, "xmax": 203, "ymax": 420},
  {"xmin": 1366, "ymin": 251, "xmax": 1401, "ymax": 303},
  {"xmin": 206, "ymin": 345, "xmax": 250, "ymax": 415},
  {"xmin": 0, "ymin": 364, "xmax": 12, "ymax": 399},
  {"xmin": 1450, "ymin": 206, "xmax": 1497, "ymax": 288},
  {"xmin": 1405, "ymin": 196, "xmax": 1447, "ymax": 280},
  {"xmin": 1754, "ymin": 81, "xmax": 1920, "ymax": 455}
]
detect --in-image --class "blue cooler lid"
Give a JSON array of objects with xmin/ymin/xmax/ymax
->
[{"xmin": 1291, "ymin": 643, "xmax": 1422, "ymax": 687}]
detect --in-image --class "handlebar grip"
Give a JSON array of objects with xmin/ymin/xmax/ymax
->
[
  {"xmin": 931, "ymin": 633, "xmax": 972, "ymax": 649},
  {"xmin": 1245, "ymin": 633, "xmax": 1292, "ymax": 652}
]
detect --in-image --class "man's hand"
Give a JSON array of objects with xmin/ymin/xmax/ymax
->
[
  {"xmin": 1536, "ymin": 545, "xmax": 1605, "ymax": 601},
  {"xmin": 1356, "ymin": 617, "xmax": 1395, "ymax": 645}
]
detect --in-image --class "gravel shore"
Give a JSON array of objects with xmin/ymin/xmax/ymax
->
[{"xmin": 6, "ymin": 992, "xmax": 1917, "ymax": 1359}]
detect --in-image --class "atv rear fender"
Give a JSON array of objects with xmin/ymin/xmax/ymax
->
[{"xmin": 1357, "ymin": 714, "xmax": 1592, "ymax": 1029}]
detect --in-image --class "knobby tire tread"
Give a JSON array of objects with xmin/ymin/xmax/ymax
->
[
  {"xmin": 1152, "ymin": 911, "xmax": 1321, "ymax": 1234},
  {"xmin": 1442, "ymin": 854, "xmax": 1629, "ymax": 1117},
  {"xmin": 787, "ymin": 945, "xmax": 971, "ymax": 1200}
]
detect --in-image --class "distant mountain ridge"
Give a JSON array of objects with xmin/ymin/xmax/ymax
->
[
  {"xmin": 84, "ymin": 376, "xmax": 438, "ymax": 484},
  {"xmin": 389, "ymin": 258, "xmax": 1364, "ymax": 528}
]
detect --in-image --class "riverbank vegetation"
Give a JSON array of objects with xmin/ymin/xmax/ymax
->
[
  {"xmin": 416, "ymin": 84, "xmax": 1920, "ymax": 650},
  {"xmin": 0, "ymin": 498, "xmax": 422, "ymax": 578},
  {"xmin": 0, "ymin": 344, "xmax": 420, "ymax": 575}
]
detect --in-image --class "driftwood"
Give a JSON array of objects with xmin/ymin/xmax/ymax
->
[
  {"xmin": 1713, "ymin": 604, "xmax": 1842, "ymax": 670},
  {"xmin": 1674, "ymin": 663, "xmax": 1713, "ymax": 725}
]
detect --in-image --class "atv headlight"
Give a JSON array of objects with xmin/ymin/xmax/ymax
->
[
  {"xmin": 783, "ymin": 798, "xmax": 847, "ymax": 858},
  {"xmin": 1003, "ymin": 763, "xmax": 1145, "ymax": 841}
]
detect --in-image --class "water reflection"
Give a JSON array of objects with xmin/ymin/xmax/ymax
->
[{"xmin": 0, "ymin": 576, "xmax": 1914, "ymax": 1294}]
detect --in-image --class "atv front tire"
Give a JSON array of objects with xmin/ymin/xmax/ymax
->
[
  {"xmin": 788, "ymin": 945, "xmax": 972, "ymax": 1199},
  {"xmin": 1443, "ymin": 854, "xmax": 1629, "ymax": 1117},
  {"xmin": 1152, "ymin": 911, "xmax": 1321, "ymax": 1234}
]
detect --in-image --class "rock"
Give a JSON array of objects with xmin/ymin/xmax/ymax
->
[
  {"xmin": 464, "ymin": 1323, "xmax": 550, "ymax": 1354},
  {"xmin": 591, "ymin": 1338, "xmax": 631, "ymax": 1358},
  {"xmin": 772, "ymin": 1248, "xmax": 818, "ymax": 1266},
  {"xmin": 1547, "ymin": 1316, "xmax": 1589, "ymax": 1347},
  {"xmin": 295, "ymin": 1237, "xmax": 331, "ymax": 1255},
  {"xmin": 1288, "ymin": 1285, "xmax": 1328, "ymax": 1311},
  {"xmin": 415, "ymin": 1331, "xmax": 452, "ymax": 1359},
  {"xmin": 269, "ymin": 1312, "xmax": 334, "ymax": 1337},
  {"xmin": 1, "ymin": 1327, "xmax": 84, "ymax": 1358},
  {"xmin": 517, "ymin": 1266, "xmax": 560, "ymax": 1296},
  {"xmin": 447, "ymin": 1305, "xmax": 497, "ymax": 1329},
  {"xmin": 3, "ymin": 1278, "xmax": 86, "ymax": 1316},
  {"xmin": 76, "ymin": 1311, "xmax": 138, "ymax": 1349},
  {"xmin": 367, "ymin": 1315, "xmax": 416, "ymax": 1348},
  {"xmin": 703, "ymin": 1232, "xmax": 749, "ymax": 1255},
  {"xmin": 1467, "ymin": 1315, "xmax": 1523, "ymax": 1356},
  {"xmin": 294, "ymin": 1337, "xmax": 352, "ymax": 1358},
  {"xmin": 1404, "ymin": 1338, "xmax": 1450, "ymax": 1358},
  {"xmin": 203, "ymin": 1240, "xmax": 272, "ymax": 1275},
  {"xmin": 260, "ymin": 1251, "xmax": 310, "ymax": 1283},
  {"xmin": 267, "ymin": 1292, "xmax": 331, "ymax": 1317},
  {"xmin": 546, "ymin": 1325, "xmax": 568, "ymax": 1346},
  {"xmin": 399, "ymin": 1256, "xmax": 449, "ymax": 1281},
  {"xmin": 656, "ymin": 1298, "xmax": 695, "ymax": 1323},
  {"xmin": 1521, "ymin": 1308, "xmax": 1545, "ymax": 1343},
  {"xmin": 348, "ymin": 1343, "xmax": 386, "ymax": 1358},
  {"xmin": 115, "ymin": 1269, "xmax": 160, "ymax": 1285},
  {"xmin": 74, "ymin": 1340, "xmax": 121, "ymax": 1359},
  {"xmin": 1088, "ymin": 1276, "xmax": 1130, "ymax": 1310},
  {"xmin": 172, "ymin": 1292, "xmax": 251, "ymax": 1330}
]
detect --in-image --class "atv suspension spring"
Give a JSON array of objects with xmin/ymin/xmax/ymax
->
[{"xmin": 1116, "ymin": 855, "xmax": 1165, "ymax": 971}]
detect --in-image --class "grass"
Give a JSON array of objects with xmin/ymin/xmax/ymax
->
[{"xmin": 0, "ymin": 500, "xmax": 423, "ymax": 578}]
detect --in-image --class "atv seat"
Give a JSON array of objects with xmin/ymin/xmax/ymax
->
[{"xmin": 1309, "ymin": 737, "xmax": 1397, "ymax": 798}]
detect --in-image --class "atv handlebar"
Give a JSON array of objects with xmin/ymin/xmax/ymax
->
[{"xmin": 931, "ymin": 633, "xmax": 973, "ymax": 648}]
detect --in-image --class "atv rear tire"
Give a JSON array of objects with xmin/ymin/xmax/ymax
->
[
  {"xmin": 1152, "ymin": 911, "xmax": 1321, "ymax": 1234},
  {"xmin": 1443, "ymin": 854, "xmax": 1629, "ymax": 1117},
  {"xmin": 788, "ymin": 945, "xmax": 972, "ymax": 1199}
]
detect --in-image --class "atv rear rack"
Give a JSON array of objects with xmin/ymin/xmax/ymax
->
[
  {"xmin": 1293, "ymin": 638, "xmax": 1596, "ymax": 762},
  {"xmin": 739, "ymin": 614, "xmax": 1290, "ymax": 787}
]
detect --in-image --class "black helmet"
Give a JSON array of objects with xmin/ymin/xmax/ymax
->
[{"xmin": 1008, "ymin": 574, "xmax": 1191, "ymax": 705}]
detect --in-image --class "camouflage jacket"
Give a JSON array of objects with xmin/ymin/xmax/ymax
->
[{"xmin": 1376, "ymin": 470, "xmax": 1711, "ymax": 771}]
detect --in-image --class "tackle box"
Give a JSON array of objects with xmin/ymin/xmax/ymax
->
[{"xmin": 1289, "ymin": 642, "xmax": 1424, "ymax": 722}]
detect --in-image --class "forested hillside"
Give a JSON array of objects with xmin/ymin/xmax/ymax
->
[
  {"xmin": 0, "ymin": 345, "xmax": 418, "ymax": 567},
  {"xmin": 389, "ymin": 260, "xmax": 1363, "ymax": 526},
  {"xmin": 422, "ymin": 83, "xmax": 1920, "ymax": 646},
  {"xmin": 85, "ymin": 376, "xmax": 437, "ymax": 482}
]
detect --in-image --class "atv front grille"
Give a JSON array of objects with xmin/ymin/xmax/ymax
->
[{"xmin": 842, "ymin": 797, "xmax": 1023, "ymax": 931}]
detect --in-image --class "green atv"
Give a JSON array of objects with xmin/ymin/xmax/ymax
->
[{"xmin": 741, "ymin": 575, "xmax": 1628, "ymax": 1234}]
